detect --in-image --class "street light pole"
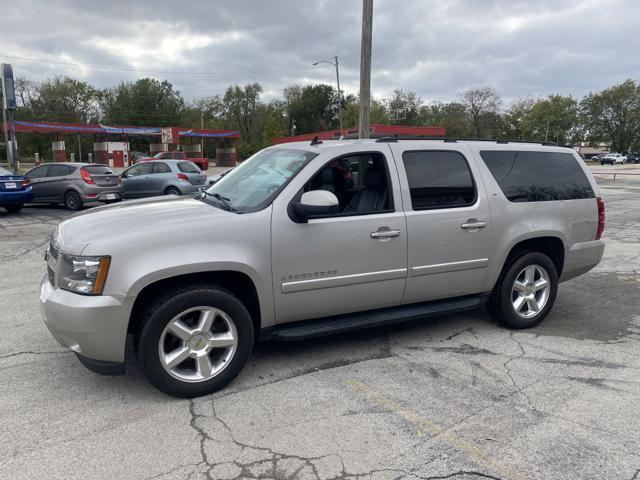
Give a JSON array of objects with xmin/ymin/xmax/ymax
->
[{"xmin": 313, "ymin": 56, "xmax": 343, "ymax": 134}]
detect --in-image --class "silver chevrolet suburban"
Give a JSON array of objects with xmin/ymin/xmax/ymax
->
[{"xmin": 40, "ymin": 139, "xmax": 605, "ymax": 397}]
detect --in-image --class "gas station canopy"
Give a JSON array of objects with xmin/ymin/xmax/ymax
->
[{"xmin": 14, "ymin": 120, "xmax": 240, "ymax": 138}]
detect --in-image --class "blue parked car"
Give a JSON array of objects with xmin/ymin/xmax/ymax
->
[{"xmin": 0, "ymin": 166, "xmax": 33, "ymax": 213}]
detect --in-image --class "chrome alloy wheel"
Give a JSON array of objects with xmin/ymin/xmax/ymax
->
[
  {"xmin": 158, "ymin": 306, "xmax": 238, "ymax": 383},
  {"xmin": 511, "ymin": 264, "xmax": 550, "ymax": 319}
]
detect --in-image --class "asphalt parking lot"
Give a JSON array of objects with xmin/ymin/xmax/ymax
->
[{"xmin": 0, "ymin": 180, "xmax": 639, "ymax": 480}]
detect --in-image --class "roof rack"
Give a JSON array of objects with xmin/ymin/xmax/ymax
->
[{"xmin": 375, "ymin": 135, "xmax": 557, "ymax": 146}]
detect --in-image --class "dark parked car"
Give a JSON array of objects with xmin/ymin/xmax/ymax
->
[
  {"xmin": 25, "ymin": 163, "xmax": 121, "ymax": 210},
  {"xmin": 626, "ymin": 153, "xmax": 640, "ymax": 164},
  {"xmin": 121, "ymin": 160, "xmax": 206, "ymax": 199},
  {"xmin": 0, "ymin": 166, "xmax": 33, "ymax": 213}
]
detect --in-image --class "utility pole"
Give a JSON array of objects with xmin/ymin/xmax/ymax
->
[
  {"xmin": 334, "ymin": 56, "xmax": 343, "ymax": 134},
  {"xmin": 358, "ymin": 0, "xmax": 373, "ymax": 139},
  {"xmin": 200, "ymin": 110, "xmax": 205, "ymax": 157}
]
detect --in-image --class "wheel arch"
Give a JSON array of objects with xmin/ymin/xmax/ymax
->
[
  {"xmin": 127, "ymin": 270, "xmax": 262, "ymax": 343},
  {"xmin": 492, "ymin": 235, "xmax": 565, "ymax": 291}
]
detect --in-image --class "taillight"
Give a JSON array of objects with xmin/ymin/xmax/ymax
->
[
  {"xmin": 596, "ymin": 197, "xmax": 605, "ymax": 240},
  {"xmin": 80, "ymin": 168, "xmax": 95, "ymax": 184},
  {"xmin": 21, "ymin": 178, "xmax": 30, "ymax": 187},
  {"xmin": 177, "ymin": 173, "xmax": 188, "ymax": 182}
]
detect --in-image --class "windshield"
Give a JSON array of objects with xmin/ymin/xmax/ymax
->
[{"xmin": 204, "ymin": 148, "xmax": 317, "ymax": 212}]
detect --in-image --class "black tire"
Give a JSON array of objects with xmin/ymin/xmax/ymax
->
[
  {"xmin": 64, "ymin": 190, "xmax": 82, "ymax": 211},
  {"xmin": 136, "ymin": 285, "xmax": 254, "ymax": 398},
  {"xmin": 4, "ymin": 204, "xmax": 23, "ymax": 213},
  {"xmin": 165, "ymin": 186, "xmax": 181, "ymax": 196},
  {"xmin": 600, "ymin": 161, "xmax": 604, "ymax": 165},
  {"xmin": 487, "ymin": 251, "xmax": 558, "ymax": 329}
]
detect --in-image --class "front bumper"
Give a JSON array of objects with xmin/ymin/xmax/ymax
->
[
  {"xmin": 39, "ymin": 274, "xmax": 133, "ymax": 372},
  {"xmin": 560, "ymin": 239, "xmax": 605, "ymax": 282}
]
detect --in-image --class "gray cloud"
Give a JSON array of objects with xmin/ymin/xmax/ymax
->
[{"xmin": 1, "ymin": 0, "xmax": 638, "ymax": 104}]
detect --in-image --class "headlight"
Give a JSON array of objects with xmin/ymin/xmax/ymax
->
[{"xmin": 59, "ymin": 255, "xmax": 111, "ymax": 295}]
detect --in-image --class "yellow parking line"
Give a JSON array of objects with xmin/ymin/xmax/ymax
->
[{"xmin": 347, "ymin": 379, "xmax": 526, "ymax": 480}]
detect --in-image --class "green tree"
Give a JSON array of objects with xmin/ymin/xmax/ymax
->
[
  {"xmin": 284, "ymin": 84, "xmax": 340, "ymax": 134},
  {"xmin": 581, "ymin": 79, "xmax": 640, "ymax": 153},
  {"xmin": 342, "ymin": 96, "xmax": 389, "ymax": 130},
  {"xmin": 520, "ymin": 95, "xmax": 579, "ymax": 145},
  {"xmin": 420, "ymin": 101, "xmax": 471, "ymax": 137},
  {"xmin": 384, "ymin": 89, "xmax": 423, "ymax": 125},
  {"xmin": 502, "ymin": 97, "xmax": 537, "ymax": 140},
  {"xmin": 101, "ymin": 78, "xmax": 185, "ymax": 127},
  {"xmin": 462, "ymin": 86, "xmax": 502, "ymax": 137},
  {"xmin": 26, "ymin": 76, "xmax": 100, "ymax": 123}
]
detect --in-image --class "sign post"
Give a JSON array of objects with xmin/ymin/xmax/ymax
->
[{"xmin": 1, "ymin": 64, "xmax": 18, "ymax": 169}]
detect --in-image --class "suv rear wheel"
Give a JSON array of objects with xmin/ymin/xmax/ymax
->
[
  {"xmin": 136, "ymin": 286, "xmax": 254, "ymax": 398},
  {"xmin": 488, "ymin": 252, "xmax": 558, "ymax": 329}
]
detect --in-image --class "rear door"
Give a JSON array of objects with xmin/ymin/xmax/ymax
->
[
  {"xmin": 152, "ymin": 162, "xmax": 173, "ymax": 195},
  {"xmin": 389, "ymin": 144, "xmax": 492, "ymax": 303},
  {"xmin": 45, "ymin": 164, "xmax": 77, "ymax": 202}
]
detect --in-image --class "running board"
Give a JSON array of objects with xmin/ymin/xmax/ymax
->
[{"xmin": 262, "ymin": 294, "xmax": 489, "ymax": 342}]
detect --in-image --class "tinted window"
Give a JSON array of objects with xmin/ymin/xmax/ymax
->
[
  {"xmin": 177, "ymin": 162, "xmax": 200, "ymax": 173},
  {"xmin": 126, "ymin": 163, "xmax": 153, "ymax": 177},
  {"xmin": 154, "ymin": 162, "xmax": 172, "ymax": 174},
  {"xmin": 0, "ymin": 167, "xmax": 15, "ymax": 175},
  {"xmin": 480, "ymin": 151, "xmax": 595, "ymax": 202},
  {"xmin": 47, "ymin": 164, "xmax": 75, "ymax": 177},
  {"xmin": 83, "ymin": 165, "xmax": 113, "ymax": 174},
  {"xmin": 403, "ymin": 151, "xmax": 476, "ymax": 209},
  {"xmin": 26, "ymin": 165, "xmax": 48, "ymax": 179}
]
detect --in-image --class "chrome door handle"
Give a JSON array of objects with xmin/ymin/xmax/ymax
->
[
  {"xmin": 371, "ymin": 228, "xmax": 401, "ymax": 239},
  {"xmin": 461, "ymin": 219, "xmax": 487, "ymax": 230}
]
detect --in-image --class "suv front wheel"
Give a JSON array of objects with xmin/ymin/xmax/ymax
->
[
  {"xmin": 488, "ymin": 252, "xmax": 558, "ymax": 329},
  {"xmin": 136, "ymin": 286, "xmax": 254, "ymax": 397}
]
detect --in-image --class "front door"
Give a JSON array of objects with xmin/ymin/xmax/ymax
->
[
  {"xmin": 389, "ymin": 144, "xmax": 492, "ymax": 303},
  {"xmin": 271, "ymin": 148, "xmax": 408, "ymax": 324},
  {"xmin": 25, "ymin": 165, "xmax": 50, "ymax": 201},
  {"xmin": 122, "ymin": 162, "xmax": 154, "ymax": 198}
]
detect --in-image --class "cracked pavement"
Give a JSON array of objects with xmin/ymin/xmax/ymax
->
[{"xmin": 1, "ymin": 181, "xmax": 639, "ymax": 480}]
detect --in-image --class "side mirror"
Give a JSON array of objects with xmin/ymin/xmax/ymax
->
[
  {"xmin": 291, "ymin": 190, "xmax": 339, "ymax": 223},
  {"xmin": 121, "ymin": 171, "xmax": 127, "ymax": 178}
]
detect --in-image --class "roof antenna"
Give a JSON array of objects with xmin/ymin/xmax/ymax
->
[{"xmin": 310, "ymin": 135, "xmax": 323, "ymax": 146}]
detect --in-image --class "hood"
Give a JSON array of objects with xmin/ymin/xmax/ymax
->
[{"xmin": 55, "ymin": 196, "xmax": 231, "ymax": 254}]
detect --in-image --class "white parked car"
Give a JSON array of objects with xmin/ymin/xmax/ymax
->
[{"xmin": 600, "ymin": 153, "xmax": 626, "ymax": 165}]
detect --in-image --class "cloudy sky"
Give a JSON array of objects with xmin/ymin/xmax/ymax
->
[{"xmin": 1, "ymin": 0, "xmax": 639, "ymax": 104}]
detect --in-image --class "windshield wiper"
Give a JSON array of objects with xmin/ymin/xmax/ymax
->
[{"xmin": 201, "ymin": 191, "xmax": 236, "ymax": 212}]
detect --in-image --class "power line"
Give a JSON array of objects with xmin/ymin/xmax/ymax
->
[{"xmin": 0, "ymin": 54, "xmax": 319, "ymax": 76}]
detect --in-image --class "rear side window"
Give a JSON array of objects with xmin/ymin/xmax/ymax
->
[
  {"xmin": 48, "ymin": 165, "xmax": 75, "ymax": 177},
  {"xmin": 480, "ymin": 151, "xmax": 594, "ymax": 202},
  {"xmin": 153, "ymin": 162, "xmax": 171, "ymax": 174},
  {"xmin": 178, "ymin": 162, "xmax": 200, "ymax": 173},
  {"xmin": 403, "ymin": 151, "xmax": 476, "ymax": 210},
  {"xmin": 83, "ymin": 165, "xmax": 113, "ymax": 175}
]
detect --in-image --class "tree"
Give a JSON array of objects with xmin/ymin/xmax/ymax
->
[
  {"xmin": 420, "ymin": 101, "xmax": 471, "ymax": 137},
  {"xmin": 384, "ymin": 89, "xmax": 423, "ymax": 125},
  {"xmin": 284, "ymin": 84, "xmax": 341, "ymax": 134},
  {"xmin": 581, "ymin": 79, "xmax": 640, "ymax": 153},
  {"xmin": 462, "ymin": 86, "xmax": 502, "ymax": 137},
  {"xmin": 28, "ymin": 76, "xmax": 100, "ymax": 123},
  {"xmin": 502, "ymin": 97, "xmax": 537, "ymax": 140},
  {"xmin": 521, "ymin": 95, "xmax": 579, "ymax": 145},
  {"xmin": 342, "ymin": 96, "xmax": 389, "ymax": 129},
  {"xmin": 101, "ymin": 78, "xmax": 185, "ymax": 126}
]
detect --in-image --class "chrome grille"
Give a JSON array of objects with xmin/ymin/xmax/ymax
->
[
  {"xmin": 47, "ymin": 264, "xmax": 56, "ymax": 286},
  {"xmin": 49, "ymin": 241, "xmax": 59, "ymax": 260}
]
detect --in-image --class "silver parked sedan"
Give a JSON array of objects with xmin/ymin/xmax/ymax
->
[
  {"xmin": 25, "ymin": 163, "xmax": 121, "ymax": 210},
  {"xmin": 121, "ymin": 160, "xmax": 206, "ymax": 199}
]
